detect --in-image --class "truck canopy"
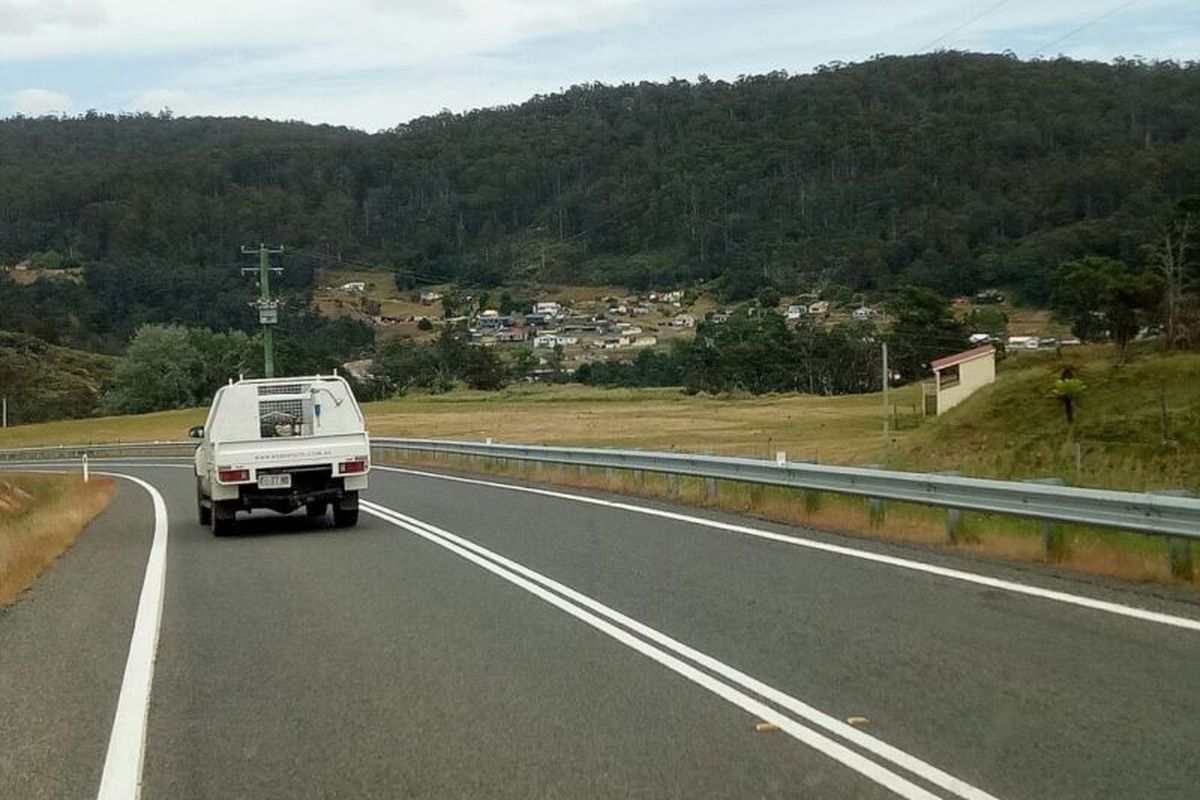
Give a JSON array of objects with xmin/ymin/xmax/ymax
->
[{"xmin": 205, "ymin": 376, "xmax": 365, "ymax": 443}]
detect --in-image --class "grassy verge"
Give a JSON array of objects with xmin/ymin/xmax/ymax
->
[
  {"xmin": 0, "ymin": 382, "xmax": 922, "ymax": 465},
  {"xmin": 378, "ymin": 450, "xmax": 1196, "ymax": 590},
  {"xmin": 0, "ymin": 473, "xmax": 115, "ymax": 608}
]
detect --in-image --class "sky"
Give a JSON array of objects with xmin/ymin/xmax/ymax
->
[{"xmin": 1, "ymin": 0, "xmax": 1196, "ymax": 131}]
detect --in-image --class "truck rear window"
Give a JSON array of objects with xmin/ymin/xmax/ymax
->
[{"xmin": 258, "ymin": 386, "xmax": 311, "ymax": 438}]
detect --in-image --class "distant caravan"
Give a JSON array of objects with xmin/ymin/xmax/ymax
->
[{"xmin": 191, "ymin": 375, "xmax": 370, "ymax": 536}]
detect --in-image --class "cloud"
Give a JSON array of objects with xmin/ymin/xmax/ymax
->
[
  {"xmin": 1, "ymin": 1, "xmax": 1196, "ymax": 130},
  {"xmin": 0, "ymin": 0, "xmax": 106, "ymax": 36},
  {"xmin": 12, "ymin": 88, "xmax": 72, "ymax": 115}
]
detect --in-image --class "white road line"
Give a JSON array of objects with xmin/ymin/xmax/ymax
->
[
  {"xmin": 374, "ymin": 465, "xmax": 1200, "ymax": 633},
  {"xmin": 363, "ymin": 500, "xmax": 998, "ymax": 800},
  {"xmin": 95, "ymin": 473, "xmax": 169, "ymax": 800}
]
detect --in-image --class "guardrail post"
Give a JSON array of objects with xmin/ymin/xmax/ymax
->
[
  {"xmin": 936, "ymin": 471, "xmax": 965, "ymax": 543},
  {"xmin": 1024, "ymin": 478, "xmax": 1067, "ymax": 560},
  {"xmin": 577, "ymin": 464, "xmax": 588, "ymax": 480},
  {"xmin": 705, "ymin": 477, "xmax": 718, "ymax": 501},
  {"xmin": 1152, "ymin": 490, "xmax": 1195, "ymax": 580},
  {"xmin": 864, "ymin": 465, "xmax": 885, "ymax": 528},
  {"xmin": 667, "ymin": 473, "xmax": 680, "ymax": 496}
]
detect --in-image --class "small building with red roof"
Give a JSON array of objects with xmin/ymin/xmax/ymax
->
[{"xmin": 923, "ymin": 344, "xmax": 997, "ymax": 415}]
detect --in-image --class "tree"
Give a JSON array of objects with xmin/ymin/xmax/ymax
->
[
  {"xmin": 1051, "ymin": 366, "xmax": 1086, "ymax": 425},
  {"xmin": 1054, "ymin": 255, "xmax": 1160, "ymax": 363},
  {"xmin": 887, "ymin": 287, "xmax": 966, "ymax": 382},
  {"xmin": 1150, "ymin": 196, "xmax": 1199, "ymax": 350},
  {"xmin": 101, "ymin": 324, "xmax": 252, "ymax": 414}
]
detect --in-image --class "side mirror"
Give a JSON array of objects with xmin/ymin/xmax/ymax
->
[{"xmin": 188, "ymin": 425, "xmax": 205, "ymax": 439}]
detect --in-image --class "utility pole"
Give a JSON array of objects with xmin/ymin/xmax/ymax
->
[
  {"xmin": 881, "ymin": 341, "xmax": 890, "ymax": 444},
  {"xmin": 241, "ymin": 244, "xmax": 284, "ymax": 377}
]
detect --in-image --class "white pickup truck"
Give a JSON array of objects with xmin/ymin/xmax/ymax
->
[{"xmin": 191, "ymin": 375, "xmax": 370, "ymax": 536}]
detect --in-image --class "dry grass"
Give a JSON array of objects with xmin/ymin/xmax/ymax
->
[
  {"xmin": 365, "ymin": 383, "xmax": 922, "ymax": 463},
  {"xmin": 0, "ymin": 383, "xmax": 919, "ymax": 463},
  {"xmin": 0, "ymin": 473, "xmax": 115, "ymax": 608},
  {"xmin": 379, "ymin": 450, "xmax": 1196, "ymax": 590}
]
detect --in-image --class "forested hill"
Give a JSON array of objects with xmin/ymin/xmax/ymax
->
[{"xmin": 2, "ymin": 52, "xmax": 1197, "ymax": 306}]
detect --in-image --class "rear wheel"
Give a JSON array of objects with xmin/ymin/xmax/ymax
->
[
  {"xmin": 333, "ymin": 491, "xmax": 359, "ymax": 528},
  {"xmin": 212, "ymin": 500, "xmax": 237, "ymax": 537},
  {"xmin": 196, "ymin": 480, "xmax": 212, "ymax": 525},
  {"xmin": 305, "ymin": 501, "xmax": 328, "ymax": 520}
]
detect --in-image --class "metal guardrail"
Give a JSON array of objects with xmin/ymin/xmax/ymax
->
[
  {"xmin": 0, "ymin": 441, "xmax": 196, "ymax": 460},
  {"xmin": 2, "ymin": 437, "xmax": 1198, "ymax": 543},
  {"xmin": 369, "ymin": 438, "xmax": 1200, "ymax": 540}
]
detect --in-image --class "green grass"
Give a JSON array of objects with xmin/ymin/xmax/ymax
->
[
  {"xmin": 895, "ymin": 345, "xmax": 1200, "ymax": 494},
  {"xmin": 0, "ymin": 332, "xmax": 117, "ymax": 424}
]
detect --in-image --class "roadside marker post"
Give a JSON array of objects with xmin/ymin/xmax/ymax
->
[{"xmin": 82, "ymin": 453, "xmax": 89, "ymax": 483}]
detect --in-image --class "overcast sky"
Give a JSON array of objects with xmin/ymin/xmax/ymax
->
[{"xmin": 1, "ymin": 0, "xmax": 1196, "ymax": 131}]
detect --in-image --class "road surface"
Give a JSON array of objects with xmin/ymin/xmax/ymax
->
[{"xmin": 2, "ymin": 459, "xmax": 1199, "ymax": 799}]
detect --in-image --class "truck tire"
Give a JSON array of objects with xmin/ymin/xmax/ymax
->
[
  {"xmin": 333, "ymin": 491, "xmax": 359, "ymax": 528},
  {"xmin": 197, "ymin": 481, "xmax": 212, "ymax": 525},
  {"xmin": 305, "ymin": 501, "xmax": 328, "ymax": 520},
  {"xmin": 212, "ymin": 500, "xmax": 237, "ymax": 537}
]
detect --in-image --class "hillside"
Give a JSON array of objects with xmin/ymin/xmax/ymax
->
[
  {"xmin": 0, "ymin": 332, "xmax": 117, "ymax": 424},
  {"xmin": 0, "ymin": 53, "xmax": 1196, "ymax": 341},
  {"xmin": 896, "ymin": 346, "xmax": 1200, "ymax": 493}
]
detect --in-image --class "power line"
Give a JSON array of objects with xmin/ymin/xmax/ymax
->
[
  {"xmin": 1029, "ymin": 0, "xmax": 1141, "ymax": 57},
  {"xmin": 918, "ymin": 0, "xmax": 1010, "ymax": 52}
]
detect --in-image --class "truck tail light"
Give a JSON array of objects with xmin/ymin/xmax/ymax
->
[
  {"xmin": 339, "ymin": 457, "xmax": 368, "ymax": 474},
  {"xmin": 218, "ymin": 468, "xmax": 250, "ymax": 483}
]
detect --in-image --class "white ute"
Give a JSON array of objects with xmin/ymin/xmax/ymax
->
[{"xmin": 192, "ymin": 375, "xmax": 370, "ymax": 536}]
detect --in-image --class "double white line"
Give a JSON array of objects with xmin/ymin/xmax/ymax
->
[{"xmin": 361, "ymin": 499, "xmax": 1000, "ymax": 800}]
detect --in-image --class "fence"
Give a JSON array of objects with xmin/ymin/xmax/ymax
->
[{"xmin": 2, "ymin": 437, "xmax": 1196, "ymax": 577}]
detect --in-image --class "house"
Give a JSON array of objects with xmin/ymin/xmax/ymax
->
[
  {"xmin": 785, "ymin": 305, "xmax": 806, "ymax": 321},
  {"xmin": 419, "ymin": 290, "xmax": 443, "ymax": 304},
  {"xmin": 629, "ymin": 304, "xmax": 652, "ymax": 316},
  {"xmin": 923, "ymin": 345, "xmax": 996, "ymax": 416},
  {"xmin": 533, "ymin": 333, "xmax": 578, "ymax": 348},
  {"xmin": 671, "ymin": 314, "xmax": 696, "ymax": 328},
  {"xmin": 475, "ymin": 310, "xmax": 513, "ymax": 329},
  {"xmin": 340, "ymin": 281, "xmax": 366, "ymax": 293},
  {"xmin": 533, "ymin": 301, "xmax": 564, "ymax": 317},
  {"xmin": 494, "ymin": 328, "xmax": 527, "ymax": 343},
  {"xmin": 808, "ymin": 301, "xmax": 830, "ymax": 315},
  {"xmin": 852, "ymin": 307, "xmax": 877, "ymax": 321},
  {"xmin": 968, "ymin": 333, "xmax": 994, "ymax": 345},
  {"xmin": 709, "ymin": 313, "xmax": 729, "ymax": 325},
  {"xmin": 1006, "ymin": 335, "xmax": 1039, "ymax": 350},
  {"xmin": 632, "ymin": 336, "xmax": 658, "ymax": 348},
  {"xmin": 524, "ymin": 312, "xmax": 550, "ymax": 327}
]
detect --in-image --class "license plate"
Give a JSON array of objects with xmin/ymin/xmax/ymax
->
[{"xmin": 257, "ymin": 473, "xmax": 292, "ymax": 489}]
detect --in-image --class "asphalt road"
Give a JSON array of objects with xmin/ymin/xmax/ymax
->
[{"xmin": 3, "ymin": 459, "xmax": 1200, "ymax": 799}]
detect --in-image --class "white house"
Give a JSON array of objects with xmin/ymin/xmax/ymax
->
[
  {"xmin": 924, "ymin": 345, "xmax": 996, "ymax": 416},
  {"xmin": 533, "ymin": 301, "xmax": 564, "ymax": 317},
  {"xmin": 632, "ymin": 336, "xmax": 658, "ymax": 348},
  {"xmin": 671, "ymin": 314, "xmax": 696, "ymax": 328},
  {"xmin": 852, "ymin": 307, "xmax": 877, "ymax": 321},
  {"xmin": 1006, "ymin": 335, "xmax": 1039, "ymax": 350},
  {"xmin": 340, "ymin": 281, "xmax": 366, "ymax": 293},
  {"xmin": 419, "ymin": 290, "xmax": 443, "ymax": 304},
  {"xmin": 533, "ymin": 333, "xmax": 577, "ymax": 348},
  {"xmin": 808, "ymin": 300, "xmax": 830, "ymax": 315},
  {"xmin": 785, "ymin": 305, "xmax": 806, "ymax": 320}
]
